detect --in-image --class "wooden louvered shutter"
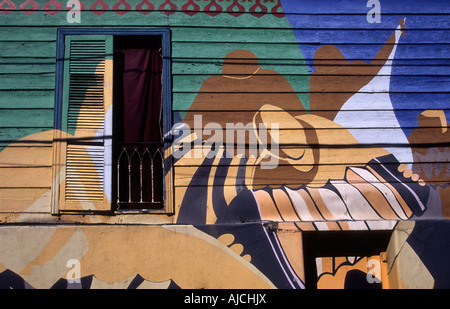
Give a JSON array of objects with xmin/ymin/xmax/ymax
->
[{"xmin": 59, "ymin": 35, "xmax": 113, "ymax": 212}]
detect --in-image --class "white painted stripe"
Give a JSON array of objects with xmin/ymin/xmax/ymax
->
[
  {"xmin": 345, "ymin": 221, "xmax": 369, "ymax": 231},
  {"xmin": 334, "ymin": 23, "xmax": 413, "ymax": 165},
  {"xmin": 272, "ymin": 232, "xmax": 306, "ymax": 289},
  {"xmin": 285, "ymin": 188, "xmax": 314, "ymax": 221},
  {"xmin": 331, "ymin": 180, "xmax": 382, "ymax": 221},
  {"xmin": 366, "ymin": 220, "xmax": 397, "ymax": 230},
  {"xmin": 349, "ymin": 167, "xmax": 408, "ymax": 220},
  {"xmin": 315, "ymin": 258, "xmax": 322, "ymax": 276},
  {"xmin": 261, "ymin": 227, "xmax": 296, "ymax": 289},
  {"xmin": 314, "ymin": 222, "xmax": 329, "ymax": 231},
  {"xmin": 316, "ymin": 187, "xmax": 352, "ymax": 220}
]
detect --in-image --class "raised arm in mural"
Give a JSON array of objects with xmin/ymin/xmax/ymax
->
[{"xmin": 309, "ymin": 18, "xmax": 406, "ymax": 120}]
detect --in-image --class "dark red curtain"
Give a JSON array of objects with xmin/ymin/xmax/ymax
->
[
  {"xmin": 114, "ymin": 38, "xmax": 164, "ymax": 209},
  {"xmin": 118, "ymin": 41, "xmax": 162, "ymax": 143}
]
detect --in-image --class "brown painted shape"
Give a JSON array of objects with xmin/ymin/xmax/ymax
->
[{"xmin": 183, "ymin": 50, "xmax": 306, "ymax": 130}]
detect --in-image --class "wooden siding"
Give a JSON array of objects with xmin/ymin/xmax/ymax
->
[
  {"xmin": 0, "ymin": 0, "xmax": 449, "ymax": 291},
  {"xmin": 0, "ymin": 0, "xmax": 448, "ymax": 222}
]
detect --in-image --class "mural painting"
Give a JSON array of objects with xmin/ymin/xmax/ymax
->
[{"xmin": 0, "ymin": 0, "xmax": 449, "ymax": 289}]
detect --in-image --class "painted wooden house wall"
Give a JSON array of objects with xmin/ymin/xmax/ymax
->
[{"xmin": 0, "ymin": 0, "xmax": 449, "ymax": 289}]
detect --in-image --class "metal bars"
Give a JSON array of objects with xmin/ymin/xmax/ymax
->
[{"xmin": 116, "ymin": 143, "xmax": 164, "ymax": 210}]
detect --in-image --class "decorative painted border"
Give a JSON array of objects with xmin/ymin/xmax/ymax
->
[{"xmin": 0, "ymin": 0, "xmax": 285, "ymax": 18}]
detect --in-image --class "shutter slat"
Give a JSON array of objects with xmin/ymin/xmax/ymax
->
[
  {"xmin": 66, "ymin": 144, "xmax": 104, "ymax": 201},
  {"xmin": 67, "ymin": 72, "xmax": 105, "ymax": 131},
  {"xmin": 69, "ymin": 40, "xmax": 106, "ymax": 75},
  {"xmin": 63, "ymin": 36, "xmax": 112, "ymax": 207}
]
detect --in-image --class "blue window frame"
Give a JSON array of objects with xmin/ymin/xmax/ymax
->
[{"xmin": 52, "ymin": 28, "xmax": 173, "ymax": 214}]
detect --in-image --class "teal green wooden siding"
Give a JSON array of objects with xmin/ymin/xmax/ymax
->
[{"xmin": 0, "ymin": 1, "xmax": 309, "ymax": 151}]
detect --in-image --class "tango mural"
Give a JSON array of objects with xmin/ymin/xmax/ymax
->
[{"xmin": 0, "ymin": 0, "xmax": 449, "ymax": 289}]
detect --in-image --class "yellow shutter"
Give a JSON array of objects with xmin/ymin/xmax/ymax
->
[{"xmin": 58, "ymin": 35, "xmax": 113, "ymax": 213}]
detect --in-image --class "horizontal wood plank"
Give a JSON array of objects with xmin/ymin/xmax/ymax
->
[
  {"xmin": 0, "ymin": 166, "xmax": 52, "ymax": 188},
  {"xmin": 0, "ymin": 41, "xmax": 56, "ymax": 58},
  {"xmin": 0, "ymin": 63, "xmax": 55, "ymax": 74},
  {"xmin": 0, "ymin": 90, "xmax": 55, "ymax": 109},
  {"xmin": 0, "ymin": 27, "xmax": 57, "ymax": 41},
  {"xmin": 0, "ymin": 188, "xmax": 51, "ymax": 212},
  {"xmin": 0, "ymin": 109, "xmax": 54, "ymax": 128},
  {"xmin": 0, "ymin": 73, "xmax": 55, "ymax": 90},
  {"xmin": 173, "ymin": 92, "xmax": 450, "ymax": 111},
  {"xmin": 0, "ymin": 146, "xmax": 52, "ymax": 168},
  {"xmin": 172, "ymin": 163, "xmax": 444, "ymax": 188},
  {"xmin": 172, "ymin": 27, "xmax": 450, "ymax": 44},
  {"xmin": 0, "ymin": 128, "xmax": 52, "ymax": 149}
]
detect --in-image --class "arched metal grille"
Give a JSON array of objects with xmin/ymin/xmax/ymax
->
[{"xmin": 116, "ymin": 143, "xmax": 164, "ymax": 210}]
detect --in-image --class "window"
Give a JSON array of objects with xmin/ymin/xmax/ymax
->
[
  {"xmin": 52, "ymin": 29, "xmax": 173, "ymax": 214},
  {"xmin": 302, "ymin": 230, "xmax": 392, "ymax": 289}
]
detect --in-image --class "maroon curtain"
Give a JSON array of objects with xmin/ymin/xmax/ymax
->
[
  {"xmin": 115, "ymin": 39, "xmax": 164, "ymax": 209},
  {"xmin": 120, "ymin": 44, "xmax": 162, "ymax": 143}
]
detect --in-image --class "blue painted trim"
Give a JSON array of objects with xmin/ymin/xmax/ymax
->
[
  {"xmin": 55, "ymin": 28, "xmax": 173, "ymax": 213},
  {"xmin": 54, "ymin": 29, "xmax": 66, "ymax": 131}
]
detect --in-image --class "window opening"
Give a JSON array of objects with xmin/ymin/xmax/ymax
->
[{"xmin": 113, "ymin": 36, "xmax": 164, "ymax": 211}]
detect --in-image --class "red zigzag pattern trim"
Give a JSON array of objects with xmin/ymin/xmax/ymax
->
[{"xmin": 0, "ymin": 0, "xmax": 285, "ymax": 17}]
